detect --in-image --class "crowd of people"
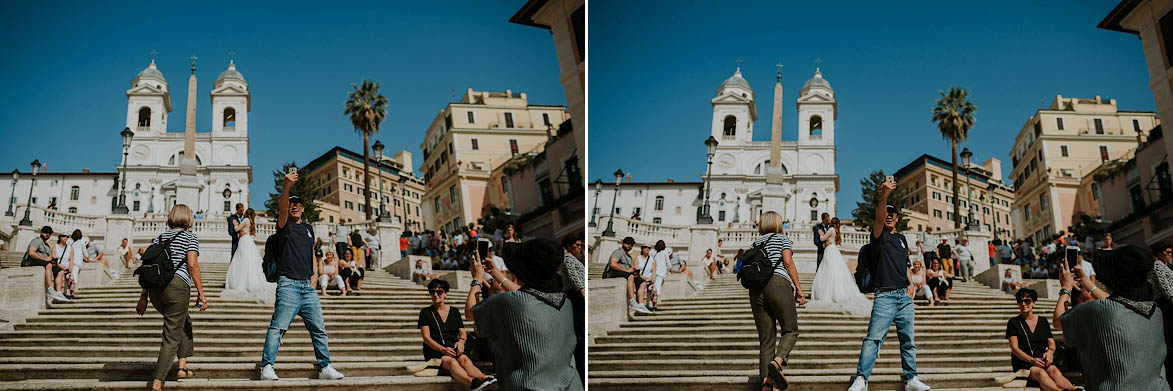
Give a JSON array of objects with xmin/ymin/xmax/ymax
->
[
  {"xmin": 400, "ymin": 223, "xmax": 522, "ymax": 272},
  {"xmin": 20, "ymin": 225, "xmax": 127, "ymax": 303}
]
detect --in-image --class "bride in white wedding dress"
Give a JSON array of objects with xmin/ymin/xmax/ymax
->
[
  {"xmin": 806, "ymin": 217, "xmax": 873, "ymax": 317},
  {"xmin": 222, "ymin": 209, "xmax": 276, "ymax": 304}
]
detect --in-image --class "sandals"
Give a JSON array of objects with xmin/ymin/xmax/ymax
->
[
  {"xmin": 176, "ymin": 367, "xmax": 194, "ymax": 378},
  {"xmin": 768, "ymin": 359, "xmax": 788, "ymax": 390}
]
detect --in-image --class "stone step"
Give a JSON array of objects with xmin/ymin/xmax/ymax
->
[
  {"xmin": 0, "ymin": 361, "xmax": 423, "ymax": 381},
  {"xmin": 0, "ymin": 345, "xmax": 422, "ymax": 358},
  {"xmin": 588, "ymin": 355, "xmax": 1008, "ymax": 370},
  {"xmin": 0, "ymin": 328, "xmax": 437, "ymax": 340},
  {"xmin": 589, "ymin": 339, "xmax": 1010, "ymax": 353},
  {"xmin": 0, "ymin": 336, "xmax": 426, "ymax": 349},
  {"xmin": 589, "ymin": 347, "xmax": 1011, "ymax": 361},
  {"xmin": 0, "ymin": 377, "xmax": 469, "ymax": 390},
  {"xmin": 594, "ymin": 331, "xmax": 1008, "ymax": 344},
  {"xmin": 613, "ymin": 317, "xmax": 1040, "ymax": 328},
  {"xmin": 15, "ymin": 321, "xmax": 422, "ymax": 331},
  {"xmin": 587, "ymin": 372, "xmax": 1010, "ymax": 391}
]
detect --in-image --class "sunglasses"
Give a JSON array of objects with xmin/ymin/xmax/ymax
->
[
  {"xmin": 429, "ymin": 290, "xmax": 447, "ymax": 295},
  {"xmin": 1016, "ymin": 299, "xmax": 1034, "ymax": 305}
]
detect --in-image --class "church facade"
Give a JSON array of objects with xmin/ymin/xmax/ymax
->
[
  {"xmin": 120, "ymin": 59, "xmax": 252, "ymax": 216},
  {"xmin": 592, "ymin": 66, "xmax": 839, "ymax": 227}
]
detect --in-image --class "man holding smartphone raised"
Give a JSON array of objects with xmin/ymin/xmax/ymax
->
[{"xmin": 259, "ymin": 169, "xmax": 345, "ymax": 381}]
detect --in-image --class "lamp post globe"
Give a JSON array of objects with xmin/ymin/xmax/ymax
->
[
  {"xmin": 590, "ymin": 179, "xmax": 603, "ymax": 227},
  {"xmin": 6, "ymin": 169, "xmax": 18, "ymax": 217},
  {"xmin": 18, "ymin": 159, "xmax": 41, "ymax": 226},
  {"xmin": 698, "ymin": 136, "xmax": 719, "ymax": 224},
  {"xmin": 113, "ymin": 127, "xmax": 134, "ymax": 214},
  {"xmin": 602, "ymin": 169, "xmax": 623, "ymax": 237},
  {"xmin": 959, "ymin": 147, "xmax": 974, "ymax": 232}
]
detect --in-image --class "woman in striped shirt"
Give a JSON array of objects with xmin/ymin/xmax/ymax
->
[
  {"xmin": 749, "ymin": 211, "xmax": 805, "ymax": 391},
  {"xmin": 135, "ymin": 204, "xmax": 207, "ymax": 391}
]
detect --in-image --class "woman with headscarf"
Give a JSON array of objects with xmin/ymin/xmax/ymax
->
[
  {"xmin": 1054, "ymin": 245, "xmax": 1169, "ymax": 390},
  {"xmin": 467, "ymin": 239, "xmax": 582, "ymax": 390}
]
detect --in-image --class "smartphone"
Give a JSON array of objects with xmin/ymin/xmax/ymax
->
[
  {"xmin": 287, "ymin": 166, "xmax": 297, "ymax": 176},
  {"xmin": 1065, "ymin": 246, "xmax": 1080, "ymax": 269},
  {"xmin": 476, "ymin": 239, "xmax": 491, "ymax": 261},
  {"xmin": 885, "ymin": 175, "xmax": 895, "ymax": 183}
]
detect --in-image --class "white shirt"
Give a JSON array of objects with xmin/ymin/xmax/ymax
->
[
  {"xmin": 1081, "ymin": 260, "xmax": 1096, "ymax": 277},
  {"xmin": 491, "ymin": 255, "xmax": 507, "ymax": 272},
  {"xmin": 651, "ymin": 249, "xmax": 671, "ymax": 277}
]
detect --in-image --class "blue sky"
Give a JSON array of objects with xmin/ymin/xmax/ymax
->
[
  {"xmin": 588, "ymin": 1, "xmax": 1154, "ymax": 218},
  {"xmin": 0, "ymin": 0, "xmax": 564, "ymax": 208}
]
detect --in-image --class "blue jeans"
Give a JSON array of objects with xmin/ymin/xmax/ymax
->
[
  {"xmin": 261, "ymin": 276, "xmax": 331, "ymax": 368},
  {"xmin": 855, "ymin": 288, "xmax": 917, "ymax": 381}
]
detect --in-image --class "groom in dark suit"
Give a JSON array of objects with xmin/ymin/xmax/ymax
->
[
  {"xmin": 228, "ymin": 203, "xmax": 245, "ymax": 257},
  {"xmin": 813, "ymin": 212, "xmax": 831, "ymax": 269}
]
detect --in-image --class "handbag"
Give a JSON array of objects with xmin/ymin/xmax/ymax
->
[{"xmin": 736, "ymin": 234, "xmax": 782, "ymax": 290}]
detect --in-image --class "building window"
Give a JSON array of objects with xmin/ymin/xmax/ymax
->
[
  {"xmin": 1157, "ymin": 163, "xmax": 1173, "ymax": 199},
  {"xmin": 810, "ymin": 209, "xmax": 818, "ymax": 221},
  {"xmin": 615, "ymin": 207, "xmax": 622, "ymax": 215},
  {"xmin": 504, "ymin": 113, "xmax": 514, "ymax": 128},
  {"xmin": 653, "ymin": 217, "xmax": 662, "ymax": 224},
  {"xmin": 133, "ymin": 200, "xmax": 140, "ymax": 211},
  {"xmin": 70, "ymin": 186, "xmax": 80, "ymax": 201},
  {"xmin": 137, "ymin": 106, "xmax": 151, "ymax": 128},
  {"xmin": 224, "ymin": 201, "xmax": 230, "ymax": 212},
  {"xmin": 467, "ymin": 111, "xmax": 475, "ymax": 124},
  {"xmin": 1024, "ymin": 203, "xmax": 1031, "ymax": 221},
  {"xmin": 1099, "ymin": 146, "xmax": 1109, "ymax": 162},
  {"xmin": 723, "ymin": 115, "xmax": 737, "ymax": 137},
  {"xmin": 1060, "ymin": 145, "xmax": 1068, "ymax": 157},
  {"xmin": 933, "ymin": 209, "xmax": 942, "ymax": 218},
  {"xmin": 1033, "ymin": 121, "xmax": 1041, "ymax": 137},
  {"xmin": 675, "ymin": 206, "xmax": 682, "ymax": 215},
  {"xmin": 448, "ymin": 186, "xmax": 457, "ymax": 203},
  {"xmin": 1094, "ymin": 118, "xmax": 1104, "ymax": 134},
  {"xmin": 718, "ymin": 210, "xmax": 726, "ymax": 221},
  {"xmin": 433, "ymin": 196, "xmax": 441, "ymax": 213},
  {"xmin": 1133, "ymin": 119, "xmax": 1141, "ymax": 133},
  {"xmin": 223, "ymin": 107, "xmax": 236, "ymax": 129},
  {"xmin": 1039, "ymin": 193, "xmax": 1048, "ymax": 211},
  {"xmin": 932, "ymin": 192, "xmax": 941, "ymax": 200},
  {"xmin": 471, "ymin": 139, "xmax": 479, "ymax": 150},
  {"xmin": 1056, "ymin": 117, "xmax": 1064, "ymax": 130},
  {"xmin": 68, "ymin": 207, "xmax": 77, "ymax": 213},
  {"xmin": 810, "ymin": 115, "xmax": 823, "ymax": 136},
  {"xmin": 654, "ymin": 196, "xmax": 664, "ymax": 211},
  {"xmin": 633, "ymin": 207, "xmax": 642, "ymax": 216},
  {"xmin": 1129, "ymin": 185, "xmax": 1145, "ymax": 212},
  {"xmin": 543, "ymin": 113, "xmax": 551, "ymax": 126},
  {"xmin": 509, "ymin": 140, "xmax": 519, "ymax": 156},
  {"xmin": 329, "ymin": 215, "xmax": 334, "ymax": 223}
]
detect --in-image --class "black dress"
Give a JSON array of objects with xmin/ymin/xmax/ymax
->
[
  {"xmin": 418, "ymin": 306, "xmax": 463, "ymax": 360},
  {"xmin": 1005, "ymin": 315, "xmax": 1052, "ymax": 371}
]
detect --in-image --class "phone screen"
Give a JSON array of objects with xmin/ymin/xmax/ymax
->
[
  {"xmin": 1065, "ymin": 246, "xmax": 1079, "ymax": 268},
  {"xmin": 885, "ymin": 175, "xmax": 894, "ymax": 183},
  {"xmin": 477, "ymin": 240, "xmax": 491, "ymax": 260}
]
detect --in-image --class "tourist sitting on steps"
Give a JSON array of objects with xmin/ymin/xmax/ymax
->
[
  {"xmin": 670, "ymin": 250, "xmax": 699, "ymax": 288},
  {"xmin": 1055, "ymin": 246, "xmax": 1166, "ymax": 390},
  {"xmin": 1002, "ymin": 269, "xmax": 1029, "ymax": 294},
  {"xmin": 702, "ymin": 248, "xmax": 718, "ymax": 280},
  {"xmin": 318, "ymin": 251, "xmax": 348, "ymax": 296},
  {"xmin": 908, "ymin": 260, "xmax": 933, "ymax": 305},
  {"xmin": 418, "ymin": 279, "xmax": 496, "ymax": 391},
  {"xmin": 413, "ymin": 259, "xmax": 440, "ymax": 283},
  {"xmin": 339, "ymin": 247, "xmax": 364, "ymax": 292},
  {"xmin": 1006, "ymin": 288, "xmax": 1076, "ymax": 391},
  {"xmin": 927, "ymin": 259, "xmax": 952, "ymax": 304},
  {"xmin": 23, "ymin": 226, "xmax": 69, "ymax": 302},
  {"xmin": 601, "ymin": 236, "xmax": 652, "ymax": 314}
]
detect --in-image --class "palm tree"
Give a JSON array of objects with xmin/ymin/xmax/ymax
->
[
  {"xmin": 344, "ymin": 80, "xmax": 389, "ymax": 220},
  {"xmin": 931, "ymin": 87, "xmax": 977, "ymax": 229}
]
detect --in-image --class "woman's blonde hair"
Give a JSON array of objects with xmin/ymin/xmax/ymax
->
[
  {"xmin": 758, "ymin": 211, "xmax": 784, "ymax": 235},
  {"xmin": 167, "ymin": 204, "xmax": 194, "ymax": 229}
]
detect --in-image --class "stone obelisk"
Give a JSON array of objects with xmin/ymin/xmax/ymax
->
[
  {"xmin": 762, "ymin": 64, "xmax": 788, "ymax": 216},
  {"xmin": 176, "ymin": 56, "xmax": 201, "ymax": 208}
]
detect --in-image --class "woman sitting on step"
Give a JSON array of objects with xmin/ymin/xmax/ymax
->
[
  {"xmin": 339, "ymin": 247, "xmax": 364, "ymax": 292},
  {"xmin": 926, "ymin": 259, "xmax": 952, "ymax": 304},
  {"xmin": 908, "ymin": 260, "xmax": 933, "ymax": 305},
  {"xmin": 1007, "ymin": 288, "xmax": 1076, "ymax": 391},
  {"xmin": 418, "ymin": 279, "xmax": 497, "ymax": 391},
  {"xmin": 318, "ymin": 251, "xmax": 348, "ymax": 296}
]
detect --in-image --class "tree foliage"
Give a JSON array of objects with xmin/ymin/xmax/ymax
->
[
  {"xmin": 343, "ymin": 80, "xmax": 389, "ymax": 220},
  {"xmin": 851, "ymin": 170, "xmax": 909, "ymax": 232},
  {"xmin": 264, "ymin": 162, "xmax": 320, "ymax": 223},
  {"xmin": 931, "ymin": 86, "xmax": 977, "ymax": 229}
]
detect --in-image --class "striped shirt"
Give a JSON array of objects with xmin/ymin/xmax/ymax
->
[
  {"xmin": 472, "ymin": 291, "xmax": 582, "ymax": 391},
  {"xmin": 753, "ymin": 234, "xmax": 794, "ymax": 288},
  {"xmin": 152, "ymin": 229, "xmax": 198, "ymax": 287},
  {"xmin": 1060, "ymin": 298, "xmax": 1168, "ymax": 390}
]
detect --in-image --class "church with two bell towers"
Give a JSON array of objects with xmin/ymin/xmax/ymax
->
[{"xmin": 119, "ymin": 57, "xmax": 253, "ymax": 215}]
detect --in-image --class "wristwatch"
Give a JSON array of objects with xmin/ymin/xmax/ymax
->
[
  {"xmin": 470, "ymin": 280, "xmax": 483, "ymax": 289},
  {"xmin": 1058, "ymin": 288, "xmax": 1071, "ymax": 297}
]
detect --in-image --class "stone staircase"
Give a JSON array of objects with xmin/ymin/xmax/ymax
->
[
  {"xmin": 0, "ymin": 261, "xmax": 480, "ymax": 390},
  {"xmin": 588, "ymin": 274, "xmax": 1063, "ymax": 391}
]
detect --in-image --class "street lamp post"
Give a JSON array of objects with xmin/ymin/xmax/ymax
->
[
  {"xmin": 698, "ymin": 136, "xmax": 718, "ymax": 224},
  {"xmin": 988, "ymin": 183, "xmax": 998, "ymax": 240},
  {"xmin": 960, "ymin": 147, "xmax": 974, "ymax": 235},
  {"xmin": 602, "ymin": 169, "xmax": 622, "ymax": 237},
  {"xmin": 397, "ymin": 176, "xmax": 408, "ymax": 229},
  {"xmin": 6, "ymin": 170, "xmax": 17, "ymax": 217},
  {"xmin": 18, "ymin": 159, "xmax": 41, "ymax": 226},
  {"xmin": 590, "ymin": 179, "xmax": 602, "ymax": 227},
  {"xmin": 372, "ymin": 140, "xmax": 386, "ymax": 222},
  {"xmin": 114, "ymin": 127, "xmax": 134, "ymax": 214}
]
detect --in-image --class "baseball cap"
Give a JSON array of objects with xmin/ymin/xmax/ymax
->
[
  {"xmin": 289, "ymin": 195, "xmax": 304, "ymax": 205},
  {"xmin": 622, "ymin": 237, "xmax": 636, "ymax": 245},
  {"xmin": 886, "ymin": 205, "xmax": 898, "ymax": 214}
]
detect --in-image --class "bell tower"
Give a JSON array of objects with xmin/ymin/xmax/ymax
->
[
  {"xmin": 710, "ymin": 65, "xmax": 757, "ymax": 146},
  {"xmin": 796, "ymin": 68, "xmax": 835, "ymax": 146},
  {"xmin": 210, "ymin": 59, "xmax": 250, "ymax": 137},
  {"xmin": 125, "ymin": 59, "xmax": 171, "ymax": 135}
]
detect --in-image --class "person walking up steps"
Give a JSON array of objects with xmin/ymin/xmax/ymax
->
[
  {"xmin": 259, "ymin": 170, "xmax": 344, "ymax": 381},
  {"xmin": 849, "ymin": 177, "xmax": 931, "ymax": 391}
]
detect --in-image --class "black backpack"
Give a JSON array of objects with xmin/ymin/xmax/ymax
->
[
  {"xmin": 134, "ymin": 233, "xmax": 182, "ymax": 289},
  {"xmin": 262, "ymin": 222, "xmax": 315, "ymax": 283},
  {"xmin": 736, "ymin": 234, "xmax": 782, "ymax": 290},
  {"xmin": 854, "ymin": 243, "xmax": 875, "ymax": 294}
]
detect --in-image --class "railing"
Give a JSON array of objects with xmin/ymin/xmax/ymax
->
[{"xmin": 42, "ymin": 208, "xmax": 105, "ymax": 232}]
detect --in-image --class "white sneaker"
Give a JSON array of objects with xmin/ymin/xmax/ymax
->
[
  {"xmin": 848, "ymin": 376, "xmax": 867, "ymax": 391},
  {"xmin": 631, "ymin": 302, "xmax": 653, "ymax": 314},
  {"xmin": 905, "ymin": 376, "xmax": 931, "ymax": 391},
  {"xmin": 48, "ymin": 289, "xmax": 69, "ymax": 302},
  {"xmin": 260, "ymin": 364, "xmax": 279, "ymax": 380},
  {"xmin": 318, "ymin": 364, "xmax": 344, "ymax": 380}
]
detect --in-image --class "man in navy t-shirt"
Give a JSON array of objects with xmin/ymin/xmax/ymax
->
[
  {"xmin": 259, "ymin": 171, "xmax": 345, "ymax": 381},
  {"xmin": 849, "ymin": 178, "xmax": 930, "ymax": 391}
]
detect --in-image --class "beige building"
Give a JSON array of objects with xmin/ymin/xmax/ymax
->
[
  {"xmin": 1008, "ymin": 95, "xmax": 1156, "ymax": 243},
  {"xmin": 302, "ymin": 146, "xmax": 426, "ymax": 230},
  {"xmin": 485, "ymin": 119, "xmax": 583, "ymax": 241},
  {"xmin": 894, "ymin": 154, "xmax": 1016, "ymax": 239},
  {"xmin": 420, "ymin": 88, "xmax": 569, "ymax": 234},
  {"xmin": 511, "ymin": 0, "xmax": 584, "ymax": 192}
]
